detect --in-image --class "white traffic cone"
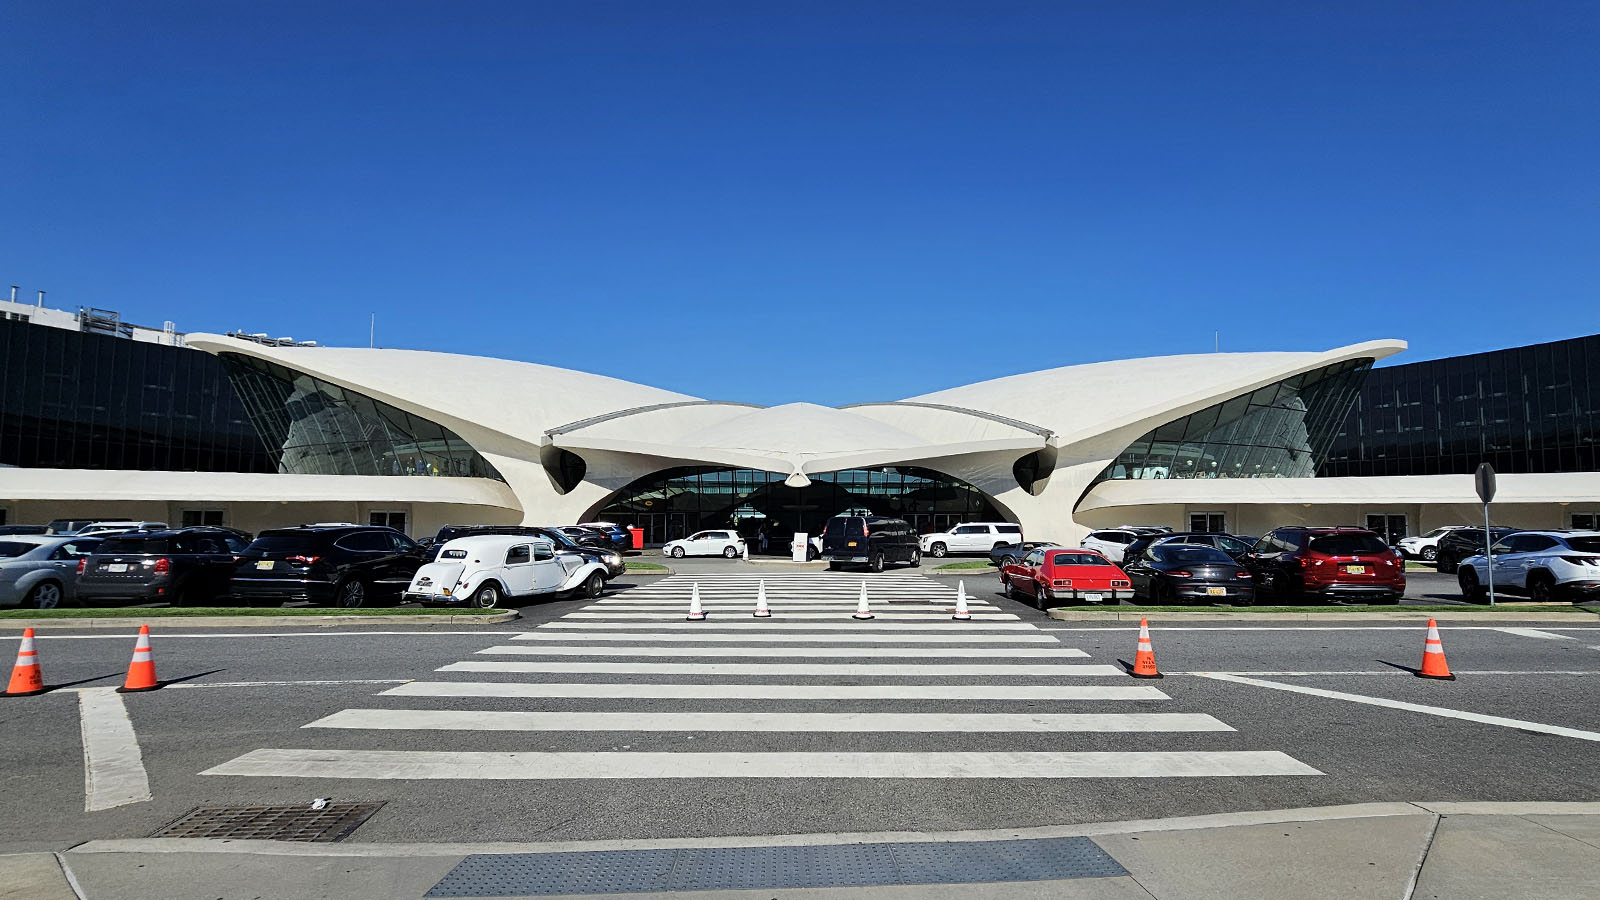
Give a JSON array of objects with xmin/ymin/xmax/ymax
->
[
  {"xmin": 686, "ymin": 582, "xmax": 707, "ymax": 621},
  {"xmin": 853, "ymin": 583, "xmax": 875, "ymax": 620},
  {"xmin": 753, "ymin": 580, "xmax": 771, "ymax": 618},
  {"xmin": 952, "ymin": 581, "xmax": 972, "ymax": 621}
]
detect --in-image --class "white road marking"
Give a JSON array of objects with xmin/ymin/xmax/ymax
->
[
  {"xmin": 383, "ymin": 681, "xmax": 1170, "ymax": 700},
  {"xmin": 1176, "ymin": 670, "xmax": 1600, "ymax": 676},
  {"xmin": 77, "ymin": 688, "xmax": 151, "ymax": 812},
  {"xmin": 537, "ymin": 621, "xmax": 1040, "ymax": 631},
  {"xmin": 1496, "ymin": 627, "xmax": 1575, "ymax": 640},
  {"xmin": 588, "ymin": 604, "xmax": 1000, "ymax": 611},
  {"xmin": 1, "ymin": 631, "xmax": 525, "ymax": 641},
  {"xmin": 305, "ymin": 709, "xmax": 1232, "ymax": 733},
  {"xmin": 167, "ymin": 679, "xmax": 412, "ymax": 689},
  {"xmin": 204, "ymin": 749, "xmax": 1319, "ymax": 779},
  {"xmin": 474, "ymin": 645, "xmax": 1089, "ymax": 658},
  {"xmin": 437, "ymin": 661, "xmax": 1124, "ymax": 677},
  {"xmin": 562, "ymin": 612, "xmax": 1022, "ymax": 620},
  {"xmin": 511, "ymin": 631, "xmax": 1061, "ymax": 643},
  {"xmin": 1194, "ymin": 672, "xmax": 1600, "ymax": 742}
]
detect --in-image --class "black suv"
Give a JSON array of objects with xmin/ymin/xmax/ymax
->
[
  {"xmin": 230, "ymin": 525, "xmax": 425, "ymax": 608},
  {"xmin": 76, "ymin": 527, "xmax": 252, "ymax": 606},
  {"xmin": 1123, "ymin": 532, "xmax": 1256, "ymax": 564},
  {"xmin": 821, "ymin": 515, "xmax": 920, "ymax": 572},
  {"xmin": 1435, "ymin": 526, "xmax": 1520, "ymax": 574},
  {"xmin": 429, "ymin": 524, "xmax": 625, "ymax": 577}
]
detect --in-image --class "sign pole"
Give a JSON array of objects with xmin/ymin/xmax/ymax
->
[{"xmin": 1476, "ymin": 463, "xmax": 1497, "ymax": 607}]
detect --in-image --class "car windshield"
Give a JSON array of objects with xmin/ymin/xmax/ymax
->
[
  {"xmin": 0, "ymin": 542, "xmax": 38, "ymax": 558},
  {"xmin": 1308, "ymin": 533, "xmax": 1390, "ymax": 555},
  {"xmin": 1051, "ymin": 552, "xmax": 1109, "ymax": 566},
  {"xmin": 1567, "ymin": 537, "xmax": 1600, "ymax": 553},
  {"xmin": 1159, "ymin": 546, "xmax": 1234, "ymax": 564},
  {"xmin": 246, "ymin": 535, "xmax": 324, "ymax": 554}
]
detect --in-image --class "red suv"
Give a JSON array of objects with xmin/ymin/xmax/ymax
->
[{"xmin": 1244, "ymin": 526, "xmax": 1405, "ymax": 603}]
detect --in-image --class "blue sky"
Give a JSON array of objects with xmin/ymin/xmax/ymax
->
[{"xmin": 2, "ymin": 2, "xmax": 1595, "ymax": 405}]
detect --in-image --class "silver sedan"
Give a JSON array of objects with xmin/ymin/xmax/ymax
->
[{"xmin": 0, "ymin": 536, "xmax": 104, "ymax": 609}]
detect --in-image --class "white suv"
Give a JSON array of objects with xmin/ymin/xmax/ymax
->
[
  {"xmin": 1397, "ymin": 526, "xmax": 1472, "ymax": 562},
  {"xmin": 1081, "ymin": 527, "xmax": 1171, "ymax": 564},
  {"xmin": 1458, "ymin": 530, "xmax": 1600, "ymax": 603},
  {"xmin": 920, "ymin": 523, "xmax": 1023, "ymax": 558}
]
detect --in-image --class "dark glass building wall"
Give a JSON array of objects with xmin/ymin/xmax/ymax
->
[
  {"xmin": 1093, "ymin": 358, "xmax": 1372, "ymax": 485},
  {"xmin": 596, "ymin": 466, "xmax": 1007, "ymax": 545},
  {"xmin": 1321, "ymin": 334, "xmax": 1600, "ymax": 477},
  {"xmin": 0, "ymin": 317, "xmax": 273, "ymax": 472},
  {"xmin": 220, "ymin": 353, "xmax": 503, "ymax": 480}
]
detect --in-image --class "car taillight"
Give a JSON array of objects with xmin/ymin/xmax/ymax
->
[
  {"xmin": 1052, "ymin": 579, "xmax": 1072, "ymax": 587},
  {"xmin": 1111, "ymin": 580, "xmax": 1130, "ymax": 588},
  {"xmin": 76, "ymin": 558, "xmax": 86, "ymax": 575},
  {"xmin": 287, "ymin": 555, "xmax": 321, "ymax": 565},
  {"xmin": 1169, "ymin": 570, "xmax": 1193, "ymax": 577},
  {"xmin": 152, "ymin": 558, "xmax": 171, "ymax": 575},
  {"xmin": 1236, "ymin": 571, "xmax": 1252, "ymax": 578}
]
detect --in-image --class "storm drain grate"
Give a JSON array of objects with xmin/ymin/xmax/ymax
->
[
  {"xmin": 151, "ymin": 802, "xmax": 385, "ymax": 842},
  {"xmin": 425, "ymin": 836, "xmax": 1127, "ymax": 896}
]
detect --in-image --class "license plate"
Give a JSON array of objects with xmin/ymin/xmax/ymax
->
[
  {"xmin": 256, "ymin": 560, "xmax": 275, "ymax": 570},
  {"xmin": 1083, "ymin": 592, "xmax": 1103, "ymax": 603},
  {"xmin": 1207, "ymin": 586, "xmax": 1226, "ymax": 596},
  {"xmin": 1343, "ymin": 565, "xmax": 1367, "ymax": 574},
  {"xmin": 106, "ymin": 563, "xmax": 127, "ymax": 573}
]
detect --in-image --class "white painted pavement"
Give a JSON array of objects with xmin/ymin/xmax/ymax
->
[
  {"xmin": 475, "ymin": 645, "xmax": 1091, "ymax": 658},
  {"xmin": 307, "ymin": 709, "xmax": 1234, "ymax": 733},
  {"xmin": 77, "ymin": 688, "xmax": 152, "ymax": 812},
  {"xmin": 510, "ymin": 631, "xmax": 1061, "ymax": 643},
  {"xmin": 536, "ymin": 621, "xmax": 1041, "ymax": 630},
  {"xmin": 561, "ymin": 612, "xmax": 1022, "ymax": 620},
  {"xmin": 437, "ymin": 661, "xmax": 1127, "ymax": 677},
  {"xmin": 382, "ymin": 681, "xmax": 1173, "ymax": 700},
  {"xmin": 205, "ymin": 749, "xmax": 1321, "ymax": 779}
]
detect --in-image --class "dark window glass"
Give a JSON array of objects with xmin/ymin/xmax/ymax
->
[
  {"xmin": 506, "ymin": 545, "xmax": 531, "ymax": 564},
  {"xmin": 1156, "ymin": 546, "xmax": 1233, "ymax": 564},
  {"xmin": 1308, "ymin": 533, "xmax": 1390, "ymax": 555},
  {"xmin": 1051, "ymin": 552, "xmax": 1111, "ymax": 566},
  {"xmin": 1567, "ymin": 537, "xmax": 1600, "ymax": 553},
  {"xmin": 0, "ymin": 542, "xmax": 35, "ymax": 558},
  {"xmin": 247, "ymin": 534, "xmax": 325, "ymax": 554},
  {"xmin": 336, "ymin": 531, "xmax": 391, "ymax": 552},
  {"xmin": 99, "ymin": 537, "xmax": 172, "ymax": 554}
]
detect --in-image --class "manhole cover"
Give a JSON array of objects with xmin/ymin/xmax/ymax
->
[{"xmin": 151, "ymin": 802, "xmax": 385, "ymax": 842}]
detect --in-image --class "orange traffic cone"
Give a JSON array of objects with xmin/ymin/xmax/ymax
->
[
  {"xmin": 853, "ymin": 583, "xmax": 874, "ymax": 620},
  {"xmin": 118, "ymin": 624, "xmax": 160, "ymax": 693},
  {"xmin": 1130, "ymin": 618, "xmax": 1162, "ymax": 679},
  {"xmin": 5, "ymin": 628, "xmax": 45, "ymax": 696},
  {"xmin": 1417, "ymin": 618, "xmax": 1455, "ymax": 680}
]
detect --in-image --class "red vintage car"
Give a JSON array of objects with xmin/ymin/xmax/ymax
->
[{"xmin": 1000, "ymin": 546, "xmax": 1134, "ymax": 608}]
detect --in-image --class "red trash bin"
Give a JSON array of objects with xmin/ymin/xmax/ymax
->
[{"xmin": 628, "ymin": 527, "xmax": 644, "ymax": 551}]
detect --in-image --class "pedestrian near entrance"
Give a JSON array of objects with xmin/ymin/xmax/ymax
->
[{"xmin": 758, "ymin": 528, "xmax": 769, "ymax": 554}]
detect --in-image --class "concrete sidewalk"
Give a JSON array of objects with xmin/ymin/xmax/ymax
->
[{"xmin": 11, "ymin": 801, "xmax": 1600, "ymax": 899}]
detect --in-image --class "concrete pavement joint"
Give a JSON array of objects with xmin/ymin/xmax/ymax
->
[
  {"xmin": 1400, "ymin": 811, "xmax": 1441, "ymax": 900},
  {"xmin": 51, "ymin": 852, "xmax": 88, "ymax": 900}
]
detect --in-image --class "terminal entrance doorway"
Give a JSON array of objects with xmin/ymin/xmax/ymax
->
[{"xmin": 593, "ymin": 466, "xmax": 1008, "ymax": 551}]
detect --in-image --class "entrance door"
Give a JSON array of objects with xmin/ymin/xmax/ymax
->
[
  {"xmin": 666, "ymin": 513, "xmax": 689, "ymax": 543},
  {"xmin": 1365, "ymin": 514, "xmax": 1408, "ymax": 547}
]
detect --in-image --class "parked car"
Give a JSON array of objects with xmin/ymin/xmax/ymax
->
[
  {"xmin": 1435, "ymin": 526, "xmax": 1519, "ymax": 574},
  {"xmin": 823, "ymin": 515, "xmax": 920, "ymax": 572},
  {"xmin": 792, "ymin": 534, "xmax": 823, "ymax": 560},
  {"xmin": 1080, "ymin": 526, "xmax": 1173, "ymax": 563},
  {"xmin": 229, "ymin": 525, "xmax": 427, "ymax": 608},
  {"xmin": 76, "ymin": 527, "xmax": 252, "ymax": 606},
  {"xmin": 999, "ymin": 547, "xmax": 1133, "ymax": 608},
  {"xmin": 1458, "ymin": 530, "xmax": 1600, "ymax": 603},
  {"xmin": 919, "ymin": 523, "xmax": 1024, "ymax": 558},
  {"xmin": 0, "ymin": 536, "xmax": 103, "ymax": 608},
  {"xmin": 0, "ymin": 525, "xmax": 48, "ymax": 536},
  {"xmin": 1397, "ymin": 526, "xmax": 1475, "ymax": 563},
  {"xmin": 989, "ymin": 540, "xmax": 1060, "ymax": 569},
  {"xmin": 1122, "ymin": 531, "xmax": 1256, "ymax": 564},
  {"xmin": 1244, "ymin": 526, "xmax": 1406, "ymax": 603},
  {"xmin": 76, "ymin": 520, "xmax": 168, "ymax": 538},
  {"xmin": 663, "ymin": 530, "xmax": 747, "ymax": 559},
  {"xmin": 45, "ymin": 517, "xmax": 130, "ymax": 535},
  {"xmin": 1122, "ymin": 543, "xmax": 1256, "ymax": 605},
  {"xmin": 404, "ymin": 534, "xmax": 611, "ymax": 608},
  {"xmin": 426, "ymin": 525, "xmax": 625, "ymax": 576},
  {"xmin": 552, "ymin": 525, "xmax": 615, "ymax": 550},
  {"xmin": 578, "ymin": 522, "xmax": 633, "ymax": 552}
]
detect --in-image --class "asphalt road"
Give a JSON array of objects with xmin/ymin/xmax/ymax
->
[{"xmin": 5, "ymin": 564, "xmax": 1600, "ymax": 851}]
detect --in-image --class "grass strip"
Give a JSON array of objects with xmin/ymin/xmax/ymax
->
[
  {"xmin": 625, "ymin": 562, "xmax": 671, "ymax": 573},
  {"xmin": 0, "ymin": 606, "xmax": 506, "ymax": 619},
  {"xmin": 932, "ymin": 561, "xmax": 996, "ymax": 572}
]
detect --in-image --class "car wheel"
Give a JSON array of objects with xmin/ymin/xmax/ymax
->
[
  {"xmin": 671, "ymin": 546, "xmax": 685, "ymax": 558},
  {"xmin": 334, "ymin": 579, "xmax": 367, "ymax": 609},
  {"xmin": 722, "ymin": 546, "xmax": 738, "ymax": 559},
  {"xmin": 908, "ymin": 549, "xmax": 921, "ymax": 567},
  {"xmin": 1033, "ymin": 582, "xmax": 1050, "ymax": 609},
  {"xmin": 26, "ymin": 581, "xmax": 63, "ymax": 610},
  {"xmin": 930, "ymin": 542, "xmax": 947, "ymax": 558},
  {"xmin": 869, "ymin": 553, "xmax": 885, "ymax": 573},
  {"xmin": 1003, "ymin": 577, "xmax": 1017, "ymax": 601},
  {"xmin": 1154, "ymin": 580, "xmax": 1176, "ymax": 606},
  {"xmin": 1421, "ymin": 547, "xmax": 1438, "ymax": 562},
  {"xmin": 999, "ymin": 555, "xmax": 1016, "ymax": 569},
  {"xmin": 808, "ymin": 547, "xmax": 820, "ymax": 561},
  {"xmin": 1529, "ymin": 572, "xmax": 1556, "ymax": 603},
  {"xmin": 1458, "ymin": 568, "xmax": 1484, "ymax": 602},
  {"xmin": 582, "ymin": 571, "xmax": 606, "ymax": 598},
  {"xmin": 472, "ymin": 583, "xmax": 500, "ymax": 609}
]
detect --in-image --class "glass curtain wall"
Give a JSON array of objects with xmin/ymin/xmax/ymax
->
[
  {"xmin": 0, "ymin": 317, "xmax": 272, "ymax": 472},
  {"xmin": 1321, "ymin": 333, "xmax": 1600, "ymax": 477},
  {"xmin": 596, "ymin": 466, "xmax": 1006, "ymax": 546},
  {"xmin": 1094, "ymin": 358, "xmax": 1372, "ymax": 485},
  {"xmin": 220, "ymin": 354, "xmax": 503, "ymax": 479}
]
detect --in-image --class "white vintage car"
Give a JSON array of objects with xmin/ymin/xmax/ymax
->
[{"xmin": 404, "ymin": 534, "xmax": 610, "ymax": 608}]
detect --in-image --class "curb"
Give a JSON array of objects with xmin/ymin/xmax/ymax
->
[
  {"xmin": 0, "ymin": 610, "xmax": 521, "ymax": 629},
  {"xmin": 1045, "ymin": 608, "xmax": 1600, "ymax": 622}
]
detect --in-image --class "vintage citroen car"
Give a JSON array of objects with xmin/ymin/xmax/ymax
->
[{"xmin": 403, "ymin": 534, "xmax": 610, "ymax": 608}]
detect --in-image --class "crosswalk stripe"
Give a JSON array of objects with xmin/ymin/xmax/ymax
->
[
  {"xmin": 585, "ymin": 605, "xmax": 998, "ymax": 613},
  {"xmin": 561, "ymin": 612, "xmax": 1022, "ymax": 620},
  {"xmin": 437, "ymin": 661, "xmax": 1126, "ymax": 677},
  {"xmin": 474, "ymin": 645, "xmax": 1091, "ymax": 659},
  {"xmin": 382, "ymin": 682, "xmax": 1170, "ymax": 700},
  {"xmin": 305, "ymin": 709, "xmax": 1230, "ymax": 733},
  {"xmin": 203, "ymin": 749, "xmax": 1320, "ymax": 779},
  {"xmin": 536, "ymin": 622, "xmax": 1040, "ymax": 631},
  {"xmin": 509, "ymin": 632, "xmax": 1062, "ymax": 643}
]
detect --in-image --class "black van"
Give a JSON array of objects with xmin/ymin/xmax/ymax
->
[{"xmin": 821, "ymin": 515, "xmax": 920, "ymax": 572}]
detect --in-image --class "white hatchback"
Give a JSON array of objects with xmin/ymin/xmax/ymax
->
[{"xmin": 663, "ymin": 530, "xmax": 747, "ymax": 559}]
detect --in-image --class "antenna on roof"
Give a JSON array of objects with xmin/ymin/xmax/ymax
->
[
  {"xmin": 1214, "ymin": 331, "xmax": 1219, "ymax": 353},
  {"xmin": 370, "ymin": 312, "xmax": 375, "ymax": 348}
]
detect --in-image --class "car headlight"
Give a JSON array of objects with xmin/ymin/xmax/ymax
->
[{"xmin": 603, "ymin": 552, "xmax": 621, "ymax": 564}]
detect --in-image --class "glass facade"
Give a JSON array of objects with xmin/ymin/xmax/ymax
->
[
  {"xmin": 1094, "ymin": 358, "xmax": 1372, "ymax": 484},
  {"xmin": 220, "ymin": 353, "xmax": 503, "ymax": 480},
  {"xmin": 1321, "ymin": 334, "xmax": 1600, "ymax": 477},
  {"xmin": 595, "ymin": 466, "xmax": 1006, "ymax": 546},
  {"xmin": 0, "ymin": 317, "xmax": 273, "ymax": 472}
]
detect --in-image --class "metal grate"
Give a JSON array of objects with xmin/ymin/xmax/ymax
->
[
  {"xmin": 426, "ymin": 836, "xmax": 1127, "ymax": 896},
  {"xmin": 151, "ymin": 803, "xmax": 385, "ymax": 842}
]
